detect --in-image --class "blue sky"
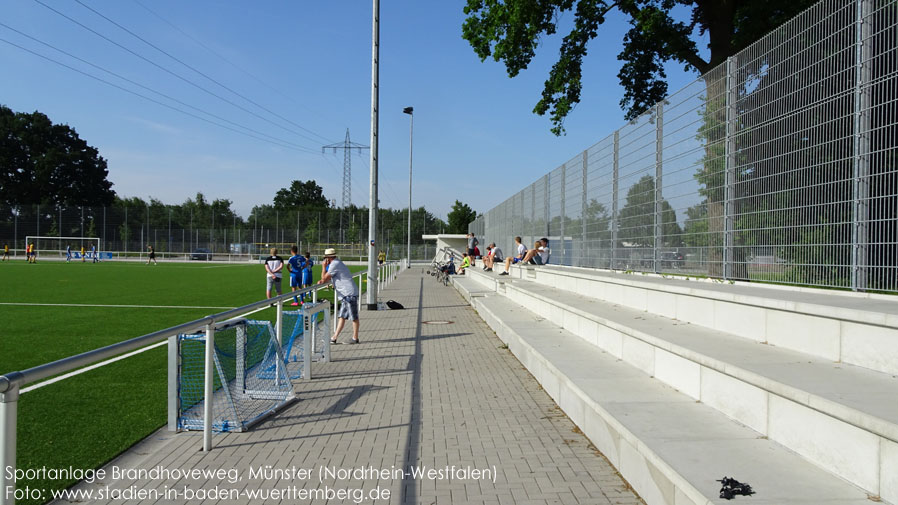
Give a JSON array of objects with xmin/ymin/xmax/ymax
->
[{"xmin": 1, "ymin": 1, "xmax": 706, "ymax": 219}]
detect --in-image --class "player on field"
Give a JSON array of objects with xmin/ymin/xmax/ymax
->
[
  {"xmin": 147, "ymin": 245, "xmax": 157, "ymax": 265},
  {"xmin": 264, "ymin": 247, "xmax": 285, "ymax": 299},
  {"xmin": 80, "ymin": 245, "xmax": 85, "ymax": 263},
  {"xmin": 2, "ymin": 243, "xmax": 9, "ymax": 261},
  {"xmin": 301, "ymin": 251, "xmax": 314, "ymax": 303},
  {"xmin": 91, "ymin": 244, "xmax": 98, "ymax": 263},
  {"xmin": 29, "ymin": 243, "xmax": 36, "ymax": 263},
  {"xmin": 66, "ymin": 244, "xmax": 72, "ymax": 262},
  {"xmin": 287, "ymin": 245, "xmax": 305, "ymax": 306}
]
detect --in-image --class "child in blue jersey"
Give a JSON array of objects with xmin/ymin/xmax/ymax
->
[
  {"xmin": 66, "ymin": 245, "xmax": 72, "ymax": 262},
  {"xmin": 301, "ymin": 251, "xmax": 314, "ymax": 303},
  {"xmin": 287, "ymin": 245, "xmax": 305, "ymax": 306}
]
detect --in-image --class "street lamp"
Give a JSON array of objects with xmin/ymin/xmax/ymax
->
[{"xmin": 403, "ymin": 106, "xmax": 413, "ymax": 268}]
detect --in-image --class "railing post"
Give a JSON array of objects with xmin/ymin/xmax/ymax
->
[
  {"xmin": 724, "ymin": 56, "xmax": 737, "ymax": 280},
  {"xmin": 358, "ymin": 274, "xmax": 363, "ymax": 313},
  {"xmin": 275, "ymin": 300, "xmax": 284, "ymax": 382},
  {"xmin": 167, "ymin": 336, "xmax": 178, "ymax": 431},
  {"xmin": 202, "ymin": 323, "xmax": 215, "ymax": 452},
  {"xmin": 611, "ymin": 131, "xmax": 620, "ymax": 269},
  {"xmin": 852, "ymin": 0, "xmax": 871, "ymax": 291},
  {"xmin": 1, "ymin": 374, "xmax": 22, "ymax": 505},
  {"xmin": 654, "ymin": 103, "xmax": 664, "ymax": 274}
]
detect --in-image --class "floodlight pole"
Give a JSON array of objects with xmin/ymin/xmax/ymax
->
[
  {"xmin": 404, "ymin": 106, "xmax": 413, "ymax": 267},
  {"xmin": 366, "ymin": 0, "xmax": 380, "ymax": 310}
]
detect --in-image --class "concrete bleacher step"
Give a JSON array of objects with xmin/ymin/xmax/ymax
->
[
  {"xmin": 455, "ymin": 269, "xmax": 898, "ymax": 503},
  {"xmin": 467, "ymin": 292, "xmax": 877, "ymax": 505},
  {"xmin": 525, "ymin": 265, "xmax": 898, "ymax": 376}
]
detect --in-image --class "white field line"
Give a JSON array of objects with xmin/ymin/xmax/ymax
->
[
  {"xmin": 16, "ymin": 303, "xmax": 277, "ymax": 393},
  {"xmin": 0, "ymin": 302, "xmax": 236, "ymax": 309},
  {"xmin": 21, "ymin": 340, "xmax": 169, "ymax": 394}
]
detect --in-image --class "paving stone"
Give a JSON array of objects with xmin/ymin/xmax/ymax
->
[{"xmin": 58, "ymin": 270, "xmax": 643, "ymax": 505}]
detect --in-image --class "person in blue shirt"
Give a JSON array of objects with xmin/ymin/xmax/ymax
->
[
  {"xmin": 301, "ymin": 251, "xmax": 314, "ymax": 303},
  {"xmin": 66, "ymin": 244, "xmax": 72, "ymax": 263},
  {"xmin": 287, "ymin": 245, "xmax": 306, "ymax": 306}
]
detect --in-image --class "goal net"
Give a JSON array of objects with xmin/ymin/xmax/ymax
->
[
  {"xmin": 170, "ymin": 319, "xmax": 294, "ymax": 433},
  {"xmin": 281, "ymin": 301, "xmax": 332, "ymax": 380},
  {"xmin": 25, "ymin": 236, "xmax": 101, "ymax": 260}
]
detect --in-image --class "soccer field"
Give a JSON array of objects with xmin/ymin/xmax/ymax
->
[{"xmin": 0, "ymin": 259, "xmax": 364, "ymax": 504}]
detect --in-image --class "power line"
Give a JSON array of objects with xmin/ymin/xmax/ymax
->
[
  {"xmin": 74, "ymin": 0, "xmax": 333, "ymax": 146},
  {"xmin": 0, "ymin": 36, "xmax": 319, "ymax": 155},
  {"xmin": 132, "ymin": 0, "xmax": 336, "ymax": 145},
  {"xmin": 31, "ymin": 0, "xmax": 322, "ymax": 150},
  {"xmin": 0, "ymin": 22, "xmax": 320, "ymax": 155}
]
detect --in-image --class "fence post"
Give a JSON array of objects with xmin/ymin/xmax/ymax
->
[
  {"xmin": 611, "ymin": 131, "xmax": 620, "ymax": 269},
  {"xmin": 0, "ymin": 375, "xmax": 21, "ymax": 505},
  {"xmin": 202, "ymin": 323, "xmax": 215, "ymax": 452},
  {"xmin": 560, "ymin": 164, "xmax": 566, "ymax": 265},
  {"xmin": 654, "ymin": 103, "xmax": 664, "ymax": 274},
  {"xmin": 852, "ymin": 0, "xmax": 871, "ymax": 291},
  {"xmin": 582, "ymin": 150, "xmax": 588, "ymax": 267},
  {"xmin": 544, "ymin": 175, "xmax": 549, "ymax": 239},
  {"xmin": 724, "ymin": 56, "xmax": 737, "ymax": 280}
]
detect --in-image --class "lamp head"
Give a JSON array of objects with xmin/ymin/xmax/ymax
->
[{"xmin": 403, "ymin": 106, "xmax": 414, "ymax": 115}]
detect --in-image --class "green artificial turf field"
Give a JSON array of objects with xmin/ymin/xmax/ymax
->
[{"xmin": 0, "ymin": 259, "xmax": 364, "ymax": 504}]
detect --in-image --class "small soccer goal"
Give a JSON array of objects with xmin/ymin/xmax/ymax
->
[
  {"xmin": 25, "ymin": 236, "xmax": 101, "ymax": 260},
  {"xmin": 168, "ymin": 318, "xmax": 295, "ymax": 433},
  {"xmin": 281, "ymin": 301, "xmax": 332, "ymax": 380}
]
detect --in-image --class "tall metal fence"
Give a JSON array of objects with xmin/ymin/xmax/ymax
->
[
  {"xmin": 470, "ymin": 0, "xmax": 898, "ymax": 292},
  {"xmin": 0, "ymin": 204, "xmax": 439, "ymax": 261}
]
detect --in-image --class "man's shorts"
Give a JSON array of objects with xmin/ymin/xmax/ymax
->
[
  {"xmin": 528, "ymin": 255, "xmax": 543, "ymax": 265},
  {"xmin": 267, "ymin": 276, "xmax": 282, "ymax": 292},
  {"xmin": 338, "ymin": 295, "xmax": 359, "ymax": 321},
  {"xmin": 290, "ymin": 274, "xmax": 302, "ymax": 288}
]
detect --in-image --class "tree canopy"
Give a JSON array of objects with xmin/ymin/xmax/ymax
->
[
  {"xmin": 273, "ymin": 180, "xmax": 329, "ymax": 209},
  {"xmin": 462, "ymin": 0, "xmax": 816, "ymax": 134},
  {"xmin": 447, "ymin": 200, "xmax": 478, "ymax": 234},
  {"xmin": 0, "ymin": 105, "xmax": 115, "ymax": 205}
]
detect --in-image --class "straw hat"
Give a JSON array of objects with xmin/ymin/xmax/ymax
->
[{"xmin": 323, "ymin": 248, "xmax": 337, "ymax": 257}]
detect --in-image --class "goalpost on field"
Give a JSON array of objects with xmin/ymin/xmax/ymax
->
[{"xmin": 25, "ymin": 236, "xmax": 101, "ymax": 259}]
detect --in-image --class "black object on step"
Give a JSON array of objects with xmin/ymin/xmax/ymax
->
[
  {"xmin": 717, "ymin": 476, "xmax": 754, "ymax": 500},
  {"xmin": 385, "ymin": 300, "xmax": 405, "ymax": 310}
]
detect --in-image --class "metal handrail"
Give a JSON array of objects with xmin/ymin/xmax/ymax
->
[{"xmin": 0, "ymin": 258, "xmax": 405, "ymax": 505}]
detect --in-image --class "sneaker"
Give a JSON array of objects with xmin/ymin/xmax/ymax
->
[
  {"xmin": 499, "ymin": 271, "xmax": 508, "ymax": 276},
  {"xmin": 487, "ymin": 268, "xmax": 493, "ymax": 272},
  {"xmin": 348, "ymin": 338, "xmax": 360, "ymax": 345},
  {"xmin": 291, "ymin": 302, "xmax": 299, "ymax": 306}
]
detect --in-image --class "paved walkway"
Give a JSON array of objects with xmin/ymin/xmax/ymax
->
[{"xmin": 62, "ymin": 270, "xmax": 642, "ymax": 505}]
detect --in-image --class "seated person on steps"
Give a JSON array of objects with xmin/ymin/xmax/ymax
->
[
  {"xmin": 520, "ymin": 238, "xmax": 550, "ymax": 266},
  {"xmin": 482, "ymin": 243, "xmax": 503, "ymax": 271},
  {"xmin": 499, "ymin": 237, "xmax": 527, "ymax": 276}
]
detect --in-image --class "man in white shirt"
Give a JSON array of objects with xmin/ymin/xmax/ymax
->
[
  {"xmin": 499, "ymin": 237, "xmax": 527, "ymax": 276},
  {"xmin": 318, "ymin": 248, "xmax": 361, "ymax": 344},
  {"xmin": 264, "ymin": 248, "xmax": 284, "ymax": 299},
  {"xmin": 482, "ymin": 243, "xmax": 503, "ymax": 271}
]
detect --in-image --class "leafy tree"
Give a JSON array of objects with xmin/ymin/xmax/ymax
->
[
  {"xmin": 304, "ymin": 216, "xmax": 319, "ymax": 244},
  {"xmin": 447, "ymin": 200, "xmax": 478, "ymax": 234},
  {"xmin": 273, "ymin": 180, "xmax": 329, "ymax": 209},
  {"xmin": 462, "ymin": 0, "xmax": 817, "ymax": 134},
  {"xmin": 617, "ymin": 175, "xmax": 681, "ymax": 248},
  {"xmin": 0, "ymin": 105, "xmax": 115, "ymax": 204}
]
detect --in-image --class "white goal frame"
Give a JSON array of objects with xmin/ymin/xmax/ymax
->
[{"xmin": 25, "ymin": 236, "xmax": 101, "ymax": 258}]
